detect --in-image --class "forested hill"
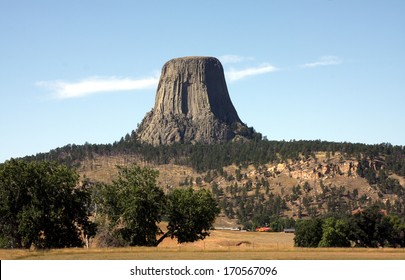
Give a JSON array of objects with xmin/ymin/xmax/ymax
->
[
  {"xmin": 24, "ymin": 135, "xmax": 405, "ymax": 176},
  {"xmin": 19, "ymin": 136, "xmax": 405, "ymax": 230}
]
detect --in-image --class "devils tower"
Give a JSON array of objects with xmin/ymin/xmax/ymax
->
[{"xmin": 136, "ymin": 56, "xmax": 254, "ymax": 145}]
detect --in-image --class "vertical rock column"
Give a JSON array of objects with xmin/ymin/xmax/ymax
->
[{"xmin": 136, "ymin": 56, "xmax": 249, "ymax": 145}]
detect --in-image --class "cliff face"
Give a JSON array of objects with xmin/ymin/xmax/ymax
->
[{"xmin": 137, "ymin": 56, "xmax": 250, "ymax": 145}]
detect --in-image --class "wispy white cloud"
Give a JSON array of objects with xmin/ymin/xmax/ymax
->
[
  {"xmin": 301, "ymin": 56, "xmax": 342, "ymax": 68},
  {"xmin": 38, "ymin": 56, "xmax": 279, "ymax": 98},
  {"xmin": 225, "ymin": 64, "xmax": 278, "ymax": 81},
  {"xmin": 37, "ymin": 76, "xmax": 159, "ymax": 99},
  {"xmin": 219, "ymin": 54, "xmax": 254, "ymax": 64}
]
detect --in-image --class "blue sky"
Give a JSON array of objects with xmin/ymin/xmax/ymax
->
[{"xmin": 1, "ymin": 0, "xmax": 404, "ymax": 162}]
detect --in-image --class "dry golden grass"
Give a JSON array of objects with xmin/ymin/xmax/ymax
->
[{"xmin": 2, "ymin": 231, "xmax": 405, "ymax": 260}]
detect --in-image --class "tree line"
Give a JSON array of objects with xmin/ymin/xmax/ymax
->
[
  {"xmin": 294, "ymin": 206, "xmax": 405, "ymax": 248},
  {"xmin": 24, "ymin": 135, "xmax": 405, "ymax": 176}
]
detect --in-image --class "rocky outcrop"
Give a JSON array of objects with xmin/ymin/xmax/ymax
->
[{"xmin": 137, "ymin": 56, "xmax": 253, "ymax": 145}]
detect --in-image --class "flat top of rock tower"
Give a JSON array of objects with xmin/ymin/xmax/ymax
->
[
  {"xmin": 164, "ymin": 56, "xmax": 220, "ymax": 64},
  {"xmin": 171, "ymin": 56, "xmax": 217, "ymax": 60}
]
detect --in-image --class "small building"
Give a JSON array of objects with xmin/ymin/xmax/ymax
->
[{"xmin": 283, "ymin": 228, "xmax": 295, "ymax": 233}]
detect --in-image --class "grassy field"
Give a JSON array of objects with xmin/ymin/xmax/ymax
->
[{"xmin": 2, "ymin": 230, "xmax": 405, "ymax": 260}]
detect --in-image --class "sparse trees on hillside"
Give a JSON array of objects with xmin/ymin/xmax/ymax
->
[{"xmin": 25, "ymin": 139, "xmax": 405, "ymax": 181}]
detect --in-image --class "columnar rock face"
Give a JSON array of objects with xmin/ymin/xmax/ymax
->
[{"xmin": 136, "ymin": 56, "xmax": 251, "ymax": 145}]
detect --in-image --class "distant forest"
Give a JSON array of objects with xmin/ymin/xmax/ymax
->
[{"xmin": 25, "ymin": 131, "xmax": 405, "ymax": 176}]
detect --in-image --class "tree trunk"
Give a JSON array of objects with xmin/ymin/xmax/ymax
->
[{"xmin": 156, "ymin": 231, "xmax": 170, "ymax": 246}]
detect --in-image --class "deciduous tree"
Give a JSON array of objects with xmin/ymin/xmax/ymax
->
[
  {"xmin": 159, "ymin": 188, "xmax": 220, "ymax": 244},
  {"xmin": 98, "ymin": 165, "xmax": 219, "ymax": 247},
  {"xmin": 98, "ymin": 165, "xmax": 165, "ymax": 246},
  {"xmin": 0, "ymin": 159, "xmax": 94, "ymax": 249}
]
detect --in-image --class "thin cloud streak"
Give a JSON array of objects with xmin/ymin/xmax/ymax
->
[
  {"xmin": 225, "ymin": 64, "xmax": 278, "ymax": 81},
  {"xmin": 38, "ymin": 59, "xmax": 279, "ymax": 98},
  {"xmin": 301, "ymin": 56, "xmax": 342, "ymax": 68},
  {"xmin": 37, "ymin": 76, "xmax": 159, "ymax": 99}
]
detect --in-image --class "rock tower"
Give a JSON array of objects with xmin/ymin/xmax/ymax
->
[{"xmin": 136, "ymin": 56, "xmax": 252, "ymax": 145}]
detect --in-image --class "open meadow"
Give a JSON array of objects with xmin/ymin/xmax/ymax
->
[{"xmin": 2, "ymin": 230, "xmax": 405, "ymax": 260}]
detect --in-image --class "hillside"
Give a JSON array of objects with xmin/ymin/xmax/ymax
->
[{"xmin": 60, "ymin": 140, "xmax": 405, "ymax": 229}]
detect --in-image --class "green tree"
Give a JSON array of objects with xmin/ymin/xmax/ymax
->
[
  {"xmin": 159, "ymin": 188, "xmax": 220, "ymax": 244},
  {"xmin": 303, "ymin": 182, "xmax": 311, "ymax": 193},
  {"xmin": 387, "ymin": 215, "xmax": 405, "ymax": 247},
  {"xmin": 350, "ymin": 206, "xmax": 394, "ymax": 247},
  {"xmin": 294, "ymin": 218, "xmax": 323, "ymax": 247},
  {"xmin": 98, "ymin": 164, "xmax": 165, "ymax": 246},
  {"xmin": 98, "ymin": 165, "xmax": 220, "ymax": 247},
  {"xmin": 195, "ymin": 177, "xmax": 203, "ymax": 186},
  {"xmin": 318, "ymin": 217, "xmax": 351, "ymax": 247},
  {"xmin": 0, "ymin": 159, "xmax": 94, "ymax": 249}
]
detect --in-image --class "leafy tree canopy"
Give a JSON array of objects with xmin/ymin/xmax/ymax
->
[
  {"xmin": 161, "ymin": 188, "xmax": 220, "ymax": 244},
  {"xmin": 98, "ymin": 164, "xmax": 219, "ymax": 247},
  {"xmin": 294, "ymin": 206, "xmax": 405, "ymax": 248},
  {"xmin": 98, "ymin": 165, "xmax": 165, "ymax": 246},
  {"xmin": 0, "ymin": 159, "xmax": 94, "ymax": 249},
  {"xmin": 318, "ymin": 217, "xmax": 351, "ymax": 247},
  {"xmin": 351, "ymin": 206, "xmax": 395, "ymax": 248},
  {"xmin": 294, "ymin": 218, "xmax": 323, "ymax": 247}
]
